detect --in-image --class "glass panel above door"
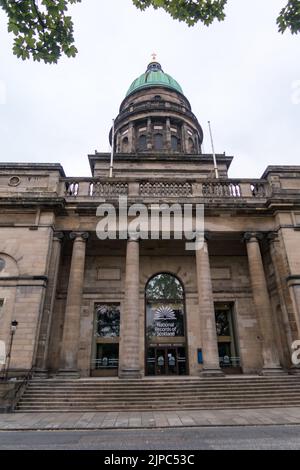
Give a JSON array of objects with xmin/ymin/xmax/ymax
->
[{"xmin": 95, "ymin": 304, "xmax": 120, "ymax": 338}]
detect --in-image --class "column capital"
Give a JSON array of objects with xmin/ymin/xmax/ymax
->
[
  {"xmin": 204, "ymin": 231, "xmax": 212, "ymax": 242},
  {"xmin": 267, "ymin": 231, "xmax": 280, "ymax": 244},
  {"xmin": 69, "ymin": 232, "xmax": 89, "ymax": 241},
  {"xmin": 53, "ymin": 232, "xmax": 64, "ymax": 242},
  {"xmin": 287, "ymin": 275, "xmax": 300, "ymax": 287},
  {"xmin": 243, "ymin": 232, "xmax": 264, "ymax": 243},
  {"xmin": 128, "ymin": 234, "xmax": 140, "ymax": 242}
]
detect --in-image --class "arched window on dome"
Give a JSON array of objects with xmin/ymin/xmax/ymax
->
[
  {"xmin": 171, "ymin": 135, "xmax": 179, "ymax": 152},
  {"xmin": 154, "ymin": 133, "xmax": 163, "ymax": 150},
  {"xmin": 139, "ymin": 135, "xmax": 147, "ymax": 151},
  {"xmin": 122, "ymin": 137, "xmax": 129, "ymax": 153}
]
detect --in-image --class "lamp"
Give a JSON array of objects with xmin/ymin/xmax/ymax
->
[{"xmin": 3, "ymin": 320, "xmax": 18, "ymax": 381}]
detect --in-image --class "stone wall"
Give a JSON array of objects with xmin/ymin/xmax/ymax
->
[{"xmin": 0, "ymin": 222, "xmax": 53, "ymax": 371}]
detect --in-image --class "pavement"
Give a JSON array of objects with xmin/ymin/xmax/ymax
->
[
  {"xmin": 1, "ymin": 407, "xmax": 300, "ymax": 430},
  {"xmin": 2, "ymin": 426, "xmax": 300, "ymax": 450}
]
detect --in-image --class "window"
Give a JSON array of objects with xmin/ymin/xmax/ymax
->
[
  {"xmin": 154, "ymin": 133, "xmax": 163, "ymax": 150},
  {"xmin": 122, "ymin": 137, "xmax": 129, "ymax": 152},
  {"xmin": 146, "ymin": 274, "xmax": 185, "ymax": 340},
  {"xmin": 95, "ymin": 304, "xmax": 120, "ymax": 338},
  {"xmin": 146, "ymin": 273, "xmax": 183, "ymax": 301},
  {"xmin": 0, "ymin": 259, "xmax": 5, "ymax": 272},
  {"xmin": 95, "ymin": 344, "xmax": 119, "ymax": 370},
  {"xmin": 171, "ymin": 135, "xmax": 179, "ymax": 151},
  {"xmin": 92, "ymin": 303, "xmax": 121, "ymax": 376},
  {"xmin": 139, "ymin": 135, "xmax": 147, "ymax": 150},
  {"xmin": 215, "ymin": 304, "xmax": 240, "ymax": 369},
  {"xmin": 216, "ymin": 311, "xmax": 231, "ymax": 336}
]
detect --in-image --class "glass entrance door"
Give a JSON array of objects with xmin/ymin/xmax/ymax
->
[
  {"xmin": 152, "ymin": 347, "xmax": 186, "ymax": 376},
  {"xmin": 155, "ymin": 348, "xmax": 177, "ymax": 375}
]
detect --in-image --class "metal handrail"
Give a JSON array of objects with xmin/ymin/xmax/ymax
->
[{"xmin": 2, "ymin": 367, "xmax": 34, "ymax": 411}]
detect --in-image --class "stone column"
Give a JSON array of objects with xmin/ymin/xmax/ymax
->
[
  {"xmin": 244, "ymin": 232, "xmax": 283, "ymax": 374},
  {"xmin": 268, "ymin": 232, "xmax": 294, "ymax": 364},
  {"xmin": 119, "ymin": 237, "xmax": 141, "ymax": 378},
  {"xmin": 35, "ymin": 232, "xmax": 64, "ymax": 374},
  {"xmin": 146, "ymin": 118, "xmax": 152, "ymax": 150},
  {"xmin": 287, "ymin": 276, "xmax": 300, "ymax": 337},
  {"xmin": 181, "ymin": 124, "xmax": 187, "ymax": 153},
  {"xmin": 59, "ymin": 232, "xmax": 89, "ymax": 375},
  {"xmin": 166, "ymin": 118, "xmax": 171, "ymax": 150},
  {"xmin": 128, "ymin": 122, "xmax": 135, "ymax": 153},
  {"xmin": 195, "ymin": 236, "xmax": 223, "ymax": 376}
]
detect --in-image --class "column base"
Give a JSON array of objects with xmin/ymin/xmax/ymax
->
[
  {"xmin": 201, "ymin": 368, "xmax": 225, "ymax": 377},
  {"xmin": 119, "ymin": 368, "xmax": 142, "ymax": 379},
  {"xmin": 288, "ymin": 366, "xmax": 300, "ymax": 375},
  {"xmin": 57, "ymin": 369, "xmax": 80, "ymax": 379},
  {"xmin": 260, "ymin": 366, "xmax": 287, "ymax": 376},
  {"xmin": 33, "ymin": 369, "xmax": 49, "ymax": 379}
]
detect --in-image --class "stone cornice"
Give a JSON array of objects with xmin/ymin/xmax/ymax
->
[{"xmin": 0, "ymin": 163, "xmax": 66, "ymax": 176}]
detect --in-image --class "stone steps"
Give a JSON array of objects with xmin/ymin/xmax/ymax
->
[{"xmin": 16, "ymin": 376, "xmax": 300, "ymax": 412}]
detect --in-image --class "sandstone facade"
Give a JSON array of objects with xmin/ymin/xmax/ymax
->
[{"xmin": 0, "ymin": 61, "xmax": 299, "ymax": 379}]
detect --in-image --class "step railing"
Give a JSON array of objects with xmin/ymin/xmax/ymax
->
[{"xmin": 1, "ymin": 367, "xmax": 34, "ymax": 412}]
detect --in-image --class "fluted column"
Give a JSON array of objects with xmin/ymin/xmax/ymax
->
[
  {"xmin": 244, "ymin": 232, "xmax": 283, "ymax": 374},
  {"xmin": 119, "ymin": 237, "xmax": 141, "ymax": 378},
  {"xmin": 196, "ymin": 236, "xmax": 223, "ymax": 376},
  {"xmin": 59, "ymin": 232, "xmax": 89, "ymax": 374},
  {"xmin": 35, "ymin": 232, "xmax": 64, "ymax": 373}
]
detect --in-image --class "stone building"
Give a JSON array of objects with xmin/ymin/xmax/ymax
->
[{"xmin": 1, "ymin": 59, "xmax": 300, "ymax": 381}]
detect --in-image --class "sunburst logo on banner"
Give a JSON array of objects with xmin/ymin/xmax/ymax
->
[{"xmin": 154, "ymin": 305, "xmax": 176, "ymax": 320}]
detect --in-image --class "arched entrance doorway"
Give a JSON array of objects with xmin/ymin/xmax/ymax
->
[{"xmin": 145, "ymin": 273, "xmax": 188, "ymax": 376}]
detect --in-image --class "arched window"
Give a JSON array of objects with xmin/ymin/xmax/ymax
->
[
  {"xmin": 154, "ymin": 133, "xmax": 163, "ymax": 150},
  {"xmin": 145, "ymin": 273, "xmax": 187, "ymax": 376},
  {"xmin": 139, "ymin": 135, "xmax": 147, "ymax": 150},
  {"xmin": 146, "ymin": 273, "xmax": 184, "ymax": 301},
  {"xmin": 171, "ymin": 135, "xmax": 179, "ymax": 151},
  {"xmin": 122, "ymin": 137, "xmax": 129, "ymax": 153}
]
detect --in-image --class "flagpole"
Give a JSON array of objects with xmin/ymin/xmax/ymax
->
[
  {"xmin": 208, "ymin": 121, "xmax": 219, "ymax": 179},
  {"xmin": 109, "ymin": 119, "xmax": 115, "ymax": 178}
]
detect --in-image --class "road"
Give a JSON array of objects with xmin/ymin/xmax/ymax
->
[{"xmin": 0, "ymin": 425, "xmax": 300, "ymax": 450}]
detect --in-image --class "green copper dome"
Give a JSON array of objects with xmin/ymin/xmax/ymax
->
[{"xmin": 126, "ymin": 61, "xmax": 183, "ymax": 97}]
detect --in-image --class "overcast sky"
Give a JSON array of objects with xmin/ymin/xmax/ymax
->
[{"xmin": 0, "ymin": 0, "xmax": 299, "ymax": 178}]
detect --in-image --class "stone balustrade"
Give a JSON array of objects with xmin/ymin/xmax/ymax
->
[
  {"xmin": 60, "ymin": 178, "xmax": 270, "ymax": 200},
  {"xmin": 140, "ymin": 181, "xmax": 192, "ymax": 197}
]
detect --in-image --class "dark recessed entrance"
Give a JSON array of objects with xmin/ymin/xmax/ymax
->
[
  {"xmin": 145, "ymin": 273, "xmax": 188, "ymax": 376},
  {"xmin": 147, "ymin": 346, "xmax": 186, "ymax": 376}
]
